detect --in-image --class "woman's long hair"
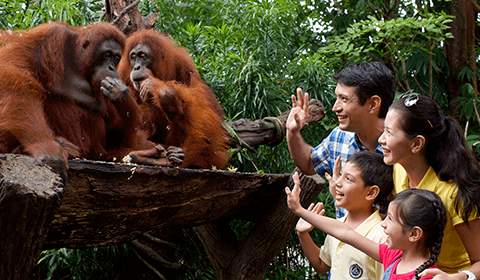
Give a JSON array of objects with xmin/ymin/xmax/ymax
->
[{"xmin": 390, "ymin": 94, "xmax": 480, "ymax": 223}]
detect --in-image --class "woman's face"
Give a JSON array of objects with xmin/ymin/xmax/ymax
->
[{"xmin": 378, "ymin": 109, "xmax": 416, "ymax": 166}]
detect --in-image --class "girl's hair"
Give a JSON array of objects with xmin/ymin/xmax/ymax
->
[
  {"xmin": 347, "ymin": 151, "xmax": 393, "ymax": 203},
  {"xmin": 390, "ymin": 94, "xmax": 480, "ymax": 223},
  {"xmin": 392, "ymin": 189, "xmax": 447, "ymax": 280}
]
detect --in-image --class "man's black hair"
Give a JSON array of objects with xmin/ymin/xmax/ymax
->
[{"xmin": 334, "ymin": 62, "xmax": 395, "ymax": 118}]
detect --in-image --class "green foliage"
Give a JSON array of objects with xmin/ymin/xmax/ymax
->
[
  {"xmin": 313, "ymin": 9, "xmax": 455, "ymax": 112},
  {"xmin": 34, "ymin": 244, "xmax": 135, "ymax": 280},
  {"xmin": 452, "ymin": 89, "xmax": 480, "ymax": 124},
  {"xmin": 173, "ymin": 228, "xmax": 218, "ymax": 280},
  {"xmin": 0, "ymin": 0, "xmax": 103, "ymax": 29},
  {"xmin": 265, "ymin": 186, "xmax": 335, "ymax": 280},
  {"xmin": 318, "ymin": 12, "xmax": 453, "ymax": 63},
  {"xmin": 450, "ymin": 37, "xmax": 480, "ymax": 126},
  {"xmin": 138, "ymin": 0, "xmax": 336, "ymax": 122}
]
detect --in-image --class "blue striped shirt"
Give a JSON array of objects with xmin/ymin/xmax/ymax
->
[{"xmin": 311, "ymin": 127, "xmax": 383, "ymax": 219}]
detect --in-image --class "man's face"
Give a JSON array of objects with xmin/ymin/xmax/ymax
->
[{"xmin": 332, "ymin": 83, "xmax": 371, "ymax": 133}]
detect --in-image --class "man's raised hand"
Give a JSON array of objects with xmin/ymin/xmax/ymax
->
[{"xmin": 286, "ymin": 88, "xmax": 310, "ymax": 134}]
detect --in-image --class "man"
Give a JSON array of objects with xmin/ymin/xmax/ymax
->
[{"xmin": 286, "ymin": 62, "xmax": 395, "ymax": 218}]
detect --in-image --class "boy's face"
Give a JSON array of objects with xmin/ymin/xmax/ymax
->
[
  {"xmin": 333, "ymin": 161, "xmax": 371, "ymax": 210},
  {"xmin": 332, "ymin": 83, "xmax": 371, "ymax": 133}
]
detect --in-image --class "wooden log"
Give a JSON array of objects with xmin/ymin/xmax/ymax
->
[
  {"xmin": 195, "ymin": 168, "xmax": 324, "ymax": 280},
  {"xmin": 43, "ymin": 159, "xmax": 291, "ymax": 249},
  {"xmin": 0, "ymin": 154, "xmax": 63, "ymax": 280},
  {"xmin": 226, "ymin": 99, "xmax": 325, "ymax": 150}
]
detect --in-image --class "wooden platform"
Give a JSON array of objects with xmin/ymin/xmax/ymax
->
[
  {"xmin": 44, "ymin": 158, "xmax": 291, "ymax": 248},
  {"xmin": 0, "ymin": 154, "xmax": 324, "ymax": 280}
]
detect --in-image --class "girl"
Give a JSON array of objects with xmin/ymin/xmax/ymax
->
[
  {"xmin": 379, "ymin": 94, "xmax": 480, "ymax": 279},
  {"xmin": 286, "ymin": 173, "xmax": 447, "ymax": 280}
]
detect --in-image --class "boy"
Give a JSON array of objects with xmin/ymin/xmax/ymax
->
[{"xmin": 290, "ymin": 151, "xmax": 393, "ymax": 279}]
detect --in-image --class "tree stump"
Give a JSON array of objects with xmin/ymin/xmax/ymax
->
[{"xmin": 0, "ymin": 155, "xmax": 63, "ymax": 280}]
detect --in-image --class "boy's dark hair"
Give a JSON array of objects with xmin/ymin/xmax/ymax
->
[
  {"xmin": 347, "ymin": 151, "xmax": 393, "ymax": 203},
  {"xmin": 334, "ymin": 62, "xmax": 395, "ymax": 118}
]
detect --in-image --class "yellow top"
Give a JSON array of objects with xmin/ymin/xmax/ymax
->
[
  {"xmin": 392, "ymin": 164, "xmax": 476, "ymax": 273},
  {"xmin": 320, "ymin": 210, "xmax": 386, "ymax": 279}
]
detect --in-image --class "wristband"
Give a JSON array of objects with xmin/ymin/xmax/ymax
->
[{"xmin": 459, "ymin": 270, "xmax": 477, "ymax": 280}]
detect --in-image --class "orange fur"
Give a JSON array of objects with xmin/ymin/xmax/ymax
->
[
  {"xmin": 118, "ymin": 29, "xmax": 229, "ymax": 169},
  {"xmin": 0, "ymin": 22, "xmax": 153, "ymax": 170}
]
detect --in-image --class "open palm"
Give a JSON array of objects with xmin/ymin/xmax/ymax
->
[
  {"xmin": 286, "ymin": 88, "xmax": 309, "ymax": 134},
  {"xmin": 296, "ymin": 202, "xmax": 324, "ymax": 234}
]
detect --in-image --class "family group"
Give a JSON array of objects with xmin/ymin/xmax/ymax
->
[{"xmin": 285, "ymin": 62, "xmax": 480, "ymax": 280}]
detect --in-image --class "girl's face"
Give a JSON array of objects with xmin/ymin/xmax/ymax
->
[
  {"xmin": 381, "ymin": 201, "xmax": 411, "ymax": 250},
  {"xmin": 378, "ymin": 109, "xmax": 415, "ymax": 166}
]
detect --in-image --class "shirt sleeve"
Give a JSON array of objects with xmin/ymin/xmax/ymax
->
[
  {"xmin": 311, "ymin": 134, "xmax": 333, "ymax": 176},
  {"xmin": 319, "ymin": 235, "xmax": 332, "ymax": 266},
  {"xmin": 379, "ymin": 244, "xmax": 402, "ymax": 269},
  {"xmin": 311, "ymin": 127, "xmax": 351, "ymax": 176},
  {"xmin": 378, "ymin": 243, "xmax": 388, "ymax": 268},
  {"xmin": 443, "ymin": 186, "xmax": 478, "ymax": 227}
]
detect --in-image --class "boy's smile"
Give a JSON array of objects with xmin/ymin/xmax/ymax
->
[
  {"xmin": 335, "ymin": 189, "xmax": 345, "ymax": 200},
  {"xmin": 333, "ymin": 161, "xmax": 369, "ymax": 210}
]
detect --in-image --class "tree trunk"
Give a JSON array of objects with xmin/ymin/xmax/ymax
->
[
  {"xmin": 104, "ymin": 0, "xmax": 156, "ymax": 35},
  {"xmin": 0, "ymin": 155, "xmax": 63, "ymax": 280},
  {"xmin": 466, "ymin": 0, "xmax": 479, "ymax": 97},
  {"xmin": 0, "ymin": 155, "xmax": 318, "ymax": 279},
  {"xmin": 195, "ymin": 168, "xmax": 324, "ymax": 280},
  {"xmin": 446, "ymin": 0, "xmax": 473, "ymax": 115}
]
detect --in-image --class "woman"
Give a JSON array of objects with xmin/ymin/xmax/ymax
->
[{"xmin": 378, "ymin": 93, "xmax": 480, "ymax": 279}]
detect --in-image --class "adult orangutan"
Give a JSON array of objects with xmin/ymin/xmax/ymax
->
[
  {"xmin": 0, "ymin": 22, "xmax": 184, "ymax": 182},
  {"xmin": 118, "ymin": 29, "xmax": 229, "ymax": 169}
]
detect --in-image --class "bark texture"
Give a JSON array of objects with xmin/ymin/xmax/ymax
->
[{"xmin": 0, "ymin": 155, "xmax": 64, "ymax": 280}]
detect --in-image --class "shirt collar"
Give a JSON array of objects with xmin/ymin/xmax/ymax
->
[
  {"xmin": 343, "ymin": 210, "xmax": 382, "ymax": 236},
  {"xmin": 354, "ymin": 133, "xmax": 383, "ymax": 153}
]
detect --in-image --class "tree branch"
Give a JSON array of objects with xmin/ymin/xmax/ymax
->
[
  {"xmin": 112, "ymin": 0, "xmax": 141, "ymax": 25},
  {"xmin": 467, "ymin": 0, "xmax": 480, "ymax": 13}
]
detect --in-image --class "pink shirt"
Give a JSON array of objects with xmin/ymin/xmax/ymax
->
[{"xmin": 379, "ymin": 244, "xmax": 435, "ymax": 280}]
